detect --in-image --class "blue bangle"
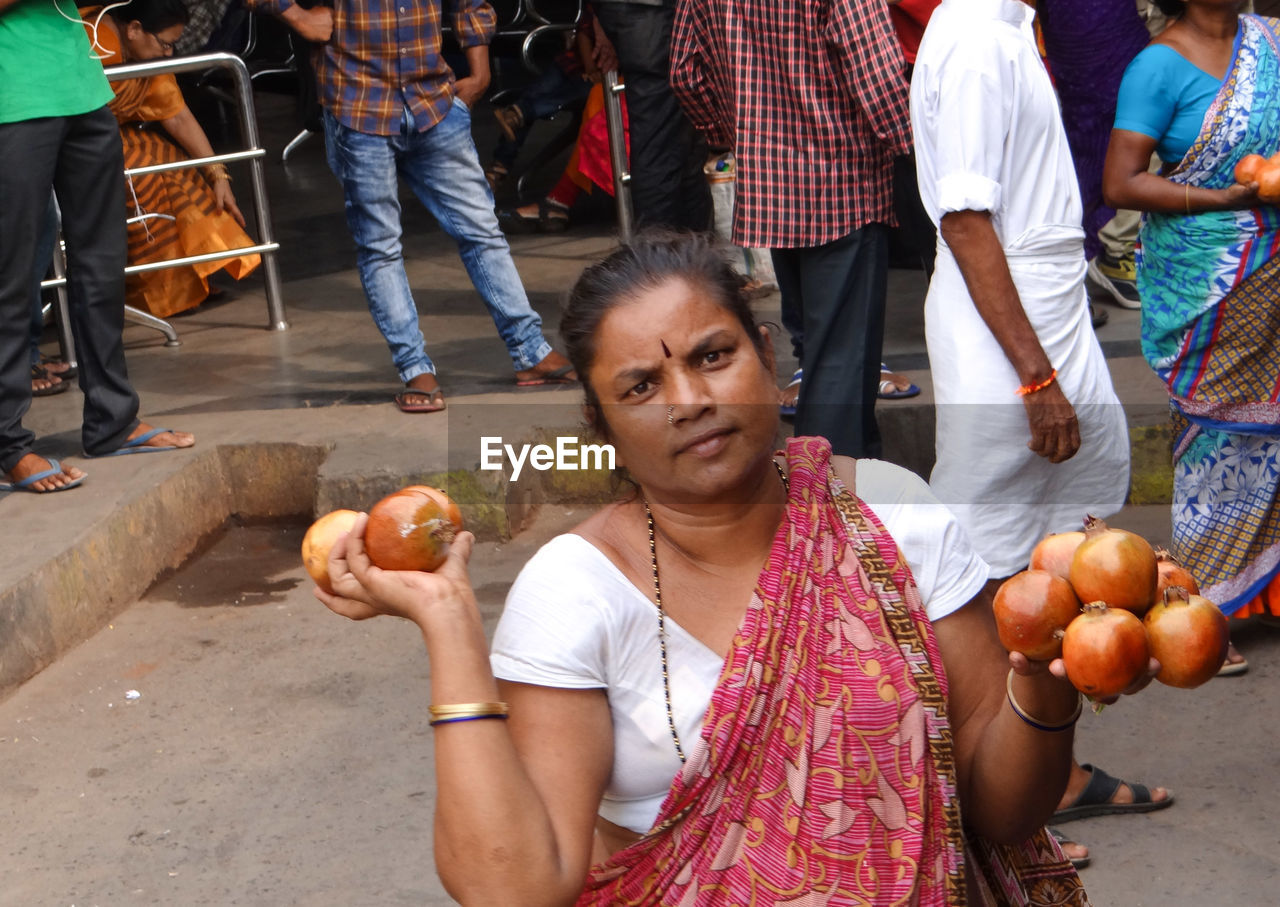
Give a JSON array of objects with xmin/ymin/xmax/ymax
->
[{"xmin": 429, "ymin": 713, "xmax": 509, "ymax": 728}]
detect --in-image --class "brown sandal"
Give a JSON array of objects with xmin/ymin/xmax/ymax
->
[{"xmin": 394, "ymin": 388, "xmax": 446, "ymax": 413}]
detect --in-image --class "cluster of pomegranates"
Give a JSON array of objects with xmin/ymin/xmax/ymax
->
[
  {"xmin": 994, "ymin": 516, "xmax": 1229, "ymax": 698},
  {"xmin": 1234, "ymin": 152, "xmax": 1280, "ymax": 204},
  {"xmin": 301, "ymin": 485, "xmax": 464, "ymax": 594}
]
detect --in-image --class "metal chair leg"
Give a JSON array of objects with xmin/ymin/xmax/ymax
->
[
  {"xmin": 124, "ymin": 305, "xmax": 181, "ymax": 347},
  {"xmin": 281, "ymin": 128, "xmax": 316, "ymax": 162},
  {"xmin": 48, "ymin": 233, "xmax": 78, "ymax": 370}
]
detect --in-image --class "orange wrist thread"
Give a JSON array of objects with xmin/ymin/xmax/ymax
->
[{"xmin": 1016, "ymin": 369, "xmax": 1057, "ymax": 397}]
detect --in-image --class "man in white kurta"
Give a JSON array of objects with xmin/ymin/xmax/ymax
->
[{"xmin": 910, "ymin": 0, "xmax": 1130, "ymax": 579}]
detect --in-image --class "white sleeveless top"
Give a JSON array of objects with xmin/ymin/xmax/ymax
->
[{"xmin": 489, "ymin": 459, "xmax": 989, "ymax": 834}]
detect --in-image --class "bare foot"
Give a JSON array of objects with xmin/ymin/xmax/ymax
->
[
  {"xmin": 515, "ymin": 351, "xmax": 577, "ymax": 386},
  {"xmin": 31, "ymin": 368, "xmax": 63, "ymax": 394},
  {"xmin": 1051, "ymin": 832, "xmax": 1089, "ymax": 865},
  {"xmin": 1056, "ymin": 759, "xmax": 1171, "ymax": 813},
  {"xmin": 128, "ymin": 422, "xmax": 195, "ymax": 450},
  {"xmin": 779, "ymin": 382, "xmax": 800, "ymax": 409},
  {"xmin": 4, "ymin": 453, "xmax": 85, "ymax": 492},
  {"xmin": 395, "ymin": 373, "xmax": 446, "ymax": 413}
]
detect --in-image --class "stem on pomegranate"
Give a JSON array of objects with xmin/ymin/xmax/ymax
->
[
  {"xmin": 1162, "ymin": 585, "xmax": 1190, "ymax": 606},
  {"xmin": 1081, "ymin": 514, "xmax": 1110, "ymax": 538}
]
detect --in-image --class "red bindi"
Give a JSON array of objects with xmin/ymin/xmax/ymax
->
[{"xmin": 660, "ymin": 340, "xmax": 672, "ymax": 358}]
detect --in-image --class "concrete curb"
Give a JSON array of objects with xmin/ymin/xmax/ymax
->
[{"xmin": 0, "ymin": 404, "xmax": 1174, "ymax": 701}]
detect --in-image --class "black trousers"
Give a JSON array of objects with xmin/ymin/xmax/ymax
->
[
  {"xmin": 0, "ymin": 106, "xmax": 139, "ymax": 472},
  {"xmin": 594, "ymin": 2, "xmax": 710, "ymax": 232},
  {"xmin": 772, "ymin": 225, "xmax": 889, "ymax": 459}
]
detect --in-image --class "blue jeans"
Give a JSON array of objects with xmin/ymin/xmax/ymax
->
[{"xmin": 323, "ymin": 100, "xmax": 551, "ymax": 383}]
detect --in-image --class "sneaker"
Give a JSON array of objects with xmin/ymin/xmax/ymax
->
[
  {"xmin": 1086, "ymin": 253, "xmax": 1142, "ymax": 309},
  {"xmin": 493, "ymin": 105, "xmax": 524, "ymax": 143}
]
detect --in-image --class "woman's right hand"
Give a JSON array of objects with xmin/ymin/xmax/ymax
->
[
  {"xmin": 1224, "ymin": 180, "xmax": 1261, "ymax": 208},
  {"xmin": 316, "ymin": 511, "xmax": 479, "ymax": 627}
]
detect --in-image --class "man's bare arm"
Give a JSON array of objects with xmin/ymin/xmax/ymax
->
[{"xmin": 940, "ymin": 209, "xmax": 1081, "ymax": 463}]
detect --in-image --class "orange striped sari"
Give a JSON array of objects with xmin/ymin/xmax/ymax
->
[{"xmin": 84, "ymin": 10, "xmax": 260, "ymax": 318}]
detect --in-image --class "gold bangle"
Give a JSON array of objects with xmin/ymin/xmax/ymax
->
[
  {"xmin": 428, "ymin": 701, "xmax": 509, "ymax": 721},
  {"xmin": 1184, "ymin": 183, "xmax": 1190, "ymax": 215},
  {"xmin": 204, "ymin": 163, "xmax": 231, "ymax": 184},
  {"xmin": 1006, "ymin": 669, "xmax": 1081, "ymax": 732}
]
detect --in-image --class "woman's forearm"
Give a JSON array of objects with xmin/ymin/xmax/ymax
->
[
  {"xmin": 1103, "ymin": 170, "xmax": 1239, "ymax": 215},
  {"xmin": 418, "ymin": 607, "xmax": 594, "ymax": 906},
  {"xmin": 961, "ymin": 674, "xmax": 1078, "ymax": 843}
]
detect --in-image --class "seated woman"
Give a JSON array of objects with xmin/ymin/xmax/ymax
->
[
  {"xmin": 317, "ymin": 233, "xmax": 1144, "ymax": 904},
  {"xmin": 498, "ymin": 79, "xmax": 626, "ymax": 234},
  {"xmin": 81, "ymin": 0, "xmax": 260, "ymax": 318}
]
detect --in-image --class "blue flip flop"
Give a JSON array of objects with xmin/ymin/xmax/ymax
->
[
  {"xmin": 85, "ymin": 427, "xmax": 181, "ymax": 458},
  {"xmin": 779, "ymin": 368, "xmax": 802, "ymax": 417},
  {"xmin": 0, "ymin": 457, "xmax": 85, "ymax": 494},
  {"xmin": 878, "ymin": 363, "xmax": 921, "ymax": 400}
]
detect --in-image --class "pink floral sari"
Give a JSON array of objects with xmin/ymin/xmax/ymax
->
[{"xmin": 579, "ymin": 437, "xmax": 1087, "ymax": 906}]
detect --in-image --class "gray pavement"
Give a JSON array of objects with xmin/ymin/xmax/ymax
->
[{"xmin": 2, "ymin": 89, "xmax": 1274, "ymax": 904}]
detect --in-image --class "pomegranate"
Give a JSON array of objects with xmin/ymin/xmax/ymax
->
[
  {"xmin": 1061, "ymin": 602, "xmax": 1150, "ymax": 698},
  {"xmin": 364, "ymin": 487, "xmax": 461, "ymax": 572},
  {"xmin": 1234, "ymin": 153, "xmax": 1268, "ymax": 185},
  {"xmin": 1068, "ymin": 516, "xmax": 1158, "ymax": 615},
  {"xmin": 400, "ymin": 484, "xmax": 465, "ymax": 530},
  {"xmin": 993, "ymin": 570, "xmax": 1081, "ymax": 660},
  {"xmin": 301, "ymin": 509, "xmax": 361, "ymax": 594},
  {"xmin": 1029, "ymin": 531, "xmax": 1086, "ymax": 582},
  {"xmin": 1143, "ymin": 586, "xmax": 1229, "ymax": 689},
  {"xmin": 1154, "ymin": 547, "xmax": 1200, "ymax": 608}
]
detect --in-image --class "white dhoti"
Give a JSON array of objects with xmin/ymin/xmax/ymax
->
[{"xmin": 926, "ymin": 227, "xmax": 1130, "ymax": 577}]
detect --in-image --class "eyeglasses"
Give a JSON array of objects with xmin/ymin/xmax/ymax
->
[{"xmin": 150, "ymin": 32, "xmax": 177, "ymax": 54}]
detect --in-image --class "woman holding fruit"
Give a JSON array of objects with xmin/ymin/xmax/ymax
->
[
  {"xmin": 314, "ymin": 232, "xmax": 1135, "ymax": 904},
  {"xmin": 1102, "ymin": 0, "xmax": 1280, "ymax": 669}
]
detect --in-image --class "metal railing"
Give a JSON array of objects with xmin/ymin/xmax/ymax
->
[
  {"xmin": 603, "ymin": 70, "xmax": 634, "ymax": 244},
  {"xmin": 41, "ymin": 51, "xmax": 287, "ymax": 353}
]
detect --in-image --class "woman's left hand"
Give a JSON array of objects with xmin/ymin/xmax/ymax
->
[
  {"xmin": 213, "ymin": 179, "xmax": 246, "ymax": 228},
  {"xmin": 1025, "ymin": 651, "xmax": 1162, "ymax": 704}
]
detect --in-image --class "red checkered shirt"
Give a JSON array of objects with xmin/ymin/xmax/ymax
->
[
  {"xmin": 250, "ymin": 0, "xmax": 495, "ymax": 136},
  {"xmin": 671, "ymin": 0, "xmax": 912, "ymax": 249}
]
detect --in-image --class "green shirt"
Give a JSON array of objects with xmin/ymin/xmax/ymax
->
[{"xmin": 0, "ymin": 0, "xmax": 114, "ymax": 124}]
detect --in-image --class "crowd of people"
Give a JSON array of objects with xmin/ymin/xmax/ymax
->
[{"xmin": 5, "ymin": 0, "xmax": 1279, "ymax": 901}]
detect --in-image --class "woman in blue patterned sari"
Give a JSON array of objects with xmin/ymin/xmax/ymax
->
[{"xmin": 1103, "ymin": 0, "xmax": 1280, "ymax": 673}]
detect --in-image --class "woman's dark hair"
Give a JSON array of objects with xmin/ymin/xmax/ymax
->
[
  {"xmin": 560, "ymin": 230, "xmax": 770, "ymax": 422},
  {"xmin": 1152, "ymin": 0, "xmax": 1186, "ymax": 16},
  {"xmin": 108, "ymin": 0, "xmax": 190, "ymax": 33}
]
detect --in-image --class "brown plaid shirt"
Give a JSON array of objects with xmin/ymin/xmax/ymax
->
[
  {"xmin": 251, "ymin": 0, "xmax": 495, "ymax": 135},
  {"xmin": 671, "ymin": 0, "xmax": 912, "ymax": 249}
]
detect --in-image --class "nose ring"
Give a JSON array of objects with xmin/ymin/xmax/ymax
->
[{"xmin": 666, "ymin": 405, "xmax": 675, "ymax": 425}]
